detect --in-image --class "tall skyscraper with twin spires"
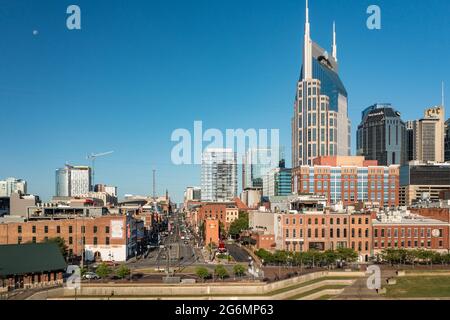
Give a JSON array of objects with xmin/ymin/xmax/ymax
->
[{"xmin": 292, "ymin": 0, "xmax": 351, "ymax": 167}]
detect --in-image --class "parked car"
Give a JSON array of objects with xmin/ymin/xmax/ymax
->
[{"xmin": 83, "ymin": 272, "xmax": 99, "ymax": 280}]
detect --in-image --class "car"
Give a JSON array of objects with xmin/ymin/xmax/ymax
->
[{"xmin": 83, "ymin": 272, "xmax": 99, "ymax": 280}]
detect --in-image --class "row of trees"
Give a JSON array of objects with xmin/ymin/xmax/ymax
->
[
  {"xmin": 195, "ymin": 264, "xmax": 246, "ymax": 282},
  {"xmin": 255, "ymin": 248, "xmax": 359, "ymax": 268},
  {"xmin": 378, "ymin": 249, "xmax": 450, "ymax": 267},
  {"xmin": 81, "ymin": 263, "xmax": 131, "ymax": 279}
]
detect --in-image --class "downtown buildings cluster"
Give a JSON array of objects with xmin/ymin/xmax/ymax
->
[{"xmin": 183, "ymin": 0, "xmax": 450, "ymax": 262}]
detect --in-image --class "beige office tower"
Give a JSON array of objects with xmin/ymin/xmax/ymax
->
[
  {"xmin": 409, "ymin": 106, "xmax": 445, "ymax": 163},
  {"xmin": 292, "ymin": 0, "xmax": 350, "ymax": 167}
]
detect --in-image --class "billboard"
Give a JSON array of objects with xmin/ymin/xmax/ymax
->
[{"xmin": 111, "ymin": 220, "xmax": 124, "ymax": 239}]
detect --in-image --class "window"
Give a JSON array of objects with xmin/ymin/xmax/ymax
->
[
  {"xmin": 106, "ymin": 237, "xmax": 110, "ymax": 245},
  {"xmin": 69, "ymin": 237, "xmax": 73, "ymax": 245},
  {"xmin": 81, "ymin": 226, "xmax": 86, "ymax": 234},
  {"xmin": 32, "ymin": 237, "xmax": 36, "ymax": 243},
  {"xmin": 44, "ymin": 226, "xmax": 48, "ymax": 234},
  {"xmin": 69, "ymin": 226, "xmax": 73, "ymax": 234},
  {"xmin": 18, "ymin": 236, "xmax": 22, "ymax": 244},
  {"xmin": 32, "ymin": 226, "xmax": 36, "ymax": 233},
  {"xmin": 93, "ymin": 237, "xmax": 98, "ymax": 245},
  {"xmin": 322, "ymin": 229, "xmax": 325, "ymax": 238},
  {"xmin": 57, "ymin": 226, "xmax": 61, "ymax": 234},
  {"xmin": 330, "ymin": 229, "xmax": 334, "ymax": 238},
  {"xmin": 315, "ymin": 229, "xmax": 319, "ymax": 238},
  {"xmin": 374, "ymin": 229, "xmax": 378, "ymax": 237},
  {"xmin": 94, "ymin": 226, "xmax": 98, "ymax": 234},
  {"xmin": 365, "ymin": 229, "xmax": 369, "ymax": 237},
  {"xmin": 18, "ymin": 226, "xmax": 22, "ymax": 234},
  {"xmin": 286, "ymin": 229, "xmax": 289, "ymax": 238}
]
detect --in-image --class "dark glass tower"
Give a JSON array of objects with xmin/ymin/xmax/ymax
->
[{"xmin": 357, "ymin": 104, "xmax": 407, "ymax": 165}]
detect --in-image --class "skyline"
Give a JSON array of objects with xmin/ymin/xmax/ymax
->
[{"xmin": 1, "ymin": 0, "xmax": 450, "ymax": 203}]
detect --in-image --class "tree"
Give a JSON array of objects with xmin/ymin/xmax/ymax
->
[
  {"xmin": 228, "ymin": 212, "xmax": 249, "ymax": 238},
  {"xmin": 116, "ymin": 265, "xmax": 131, "ymax": 279},
  {"xmin": 215, "ymin": 264, "xmax": 229, "ymax": 280},
  {"xmin": 44, "ymin": 237, "xmax": 68, "ymax": 259},
  {"xmin": 96, "ymin": 263, "xmax": 111, "ymax": 279},
  {"xmin": 336, "ymin": 248, "xmax": 358, "ymax": 264},
  {"xmin": 233, "ymin": 264, "xmax": 246, "ymax": 277},
  {"xmin": 255, "ymin": 249, "xmax": 273, "ymax": 264},
  {"xmin": 195, "ymin": 267, "xmax": 210, "ymax": 282}
]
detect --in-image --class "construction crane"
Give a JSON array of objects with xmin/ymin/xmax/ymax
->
[{"xmin": 87, "ymin": 151, "xmax": 114, "ymax": 189}]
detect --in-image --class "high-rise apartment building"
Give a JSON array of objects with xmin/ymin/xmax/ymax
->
[
  {"xmin": 55, "ymin": 165, "xmax": 92, "ymax": 197},
  {"xmin": 357, "ymin": 104, "xmax": 407, "ymax": 165},
  {"xmin": 263, "ymin": 167, "xmax": 292, "ymax": 197},
  {"xmin": 0, "ymin": 178, "xmax": 27, "ymax": 197},
  {"xmin": 292, "ymin": 1, "xmax": 351, "ymax": 167},
  {"xmin": 243, "ymin": 148, "xmax": 276, "ymax": 190},
  {"xmin": 201, "ymin": 149, "xmax": 237, "ymax": 202},
  {"xmin": 407, "ymin": 106, "xmax": 446, "ymax": 163}
]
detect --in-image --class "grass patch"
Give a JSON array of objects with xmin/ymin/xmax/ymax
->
[
  {"xmin": 385, "ymin": 276, "xmax": 450, "ymax": 298},
  {"xmin": 288, "ymin": 285, "xmax": 347, "ymax": 300},
  {"xmin": 315, "ymin": 294, "xmax": 335, "ymax": 300}
]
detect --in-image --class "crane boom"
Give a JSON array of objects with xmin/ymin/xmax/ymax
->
[{"xmin": 86, "ymin": 151, "xmax": 114, "ymax": 189}]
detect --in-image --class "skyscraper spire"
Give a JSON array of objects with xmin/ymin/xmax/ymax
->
[
  {"xmin": 332, "ymin": 21, "xmax": 337, "ymax": 61},
  {"xmin": 303, "ymin": 0, "xmax": 312, "ymax": 80}
]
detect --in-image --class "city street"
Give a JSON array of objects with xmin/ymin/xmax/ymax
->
[{"xmin": 129, "ymin": 211, "xmax": 204, "ymax": 272}]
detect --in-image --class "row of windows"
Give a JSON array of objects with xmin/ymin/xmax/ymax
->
[
  {"xmin": 374, "ymin": 228, "xmax": 444, "ymax": 238},
  {"xmin": 374, "ymin": 240, "xmax": 444, "ymax": 249},
  {"xmin": 285, "ymin": 216, "xmax": 371, "ymax": 226},
  {"xmin": 18, "ymin": 236, "xmax": 110, "ymax": 246},
  {"xmin": 18, "ymin": 225, "xmax": 110, "ymax": 234},
  {"xmin": 285, "ymin": 228, "xmax": 370, "ymax": 238}
]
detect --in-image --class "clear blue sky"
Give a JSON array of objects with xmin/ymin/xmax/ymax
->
[{"xmin": 1, "ymin": 0, "xmax": 449, "ymax": 203}]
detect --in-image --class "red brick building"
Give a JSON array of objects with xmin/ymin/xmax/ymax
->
[
  {"xmin": 372, "ymin": 209, "xmax": 450, "ymax": 254},
  {"xmin": 291, "ymin": 156, "xmax": 400, "ymax": 207},
  {"xmin": 0, "ymin": 215, "xmax": 139, "ymax": 262}
]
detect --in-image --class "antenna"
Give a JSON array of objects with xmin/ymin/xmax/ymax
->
[{"xmin": 152, "ymin": 169, "xmax": 156, "ymax": 200}]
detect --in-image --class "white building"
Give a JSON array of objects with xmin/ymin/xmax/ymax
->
[
  {"xmin": 201, "ymin": 148, "xmax": 237, "ymax": 202},
  {"xmin": 0, "ymin": 178, "xmax": 27, "ymax": 197},
  {"xmin": 55, "ymin": 165, "xmax": 91, "ymax": 197},
  {"xmin": 184, "ymin": 186, "xmax": 201, "ymax": 202}
]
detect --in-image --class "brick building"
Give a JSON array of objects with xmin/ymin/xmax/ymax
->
[
  {"xmin": 292, "ymin": 156, "xmax": 400, "ymax": 207},
  {"xmin": 276, "ymin": 211, "xmax": 372, "ymax": 262},
  {"xmin": 204, "ymin": 218, "xmax": 219, "ymax": 247},
  {"xmin": 0, "ymin": 214, "xmax": 140, "ymax": 262},
  {"xmin": 372, "ymin": 209, "xmax": 450, "ymax": 254}
]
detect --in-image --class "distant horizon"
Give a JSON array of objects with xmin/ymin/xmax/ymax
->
[{"xmin": 1, "ymin": 0, "xmax": 449, "ymax": 203}]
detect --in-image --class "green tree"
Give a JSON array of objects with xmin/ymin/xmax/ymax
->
[
  {"xmin": 336, "ymin": 248, "xmax": 358, "ymax": 264},
  {"xmin": 96, "ymin": 263, "xmax": 111, "ymax": 279},
  {"xmin": 195, "ymin": 267, "xmax": 210, "ymax": 282},
  {"xmin": 44, "ymin": 237, "xmax": 68, "ymax": 259},
  {"xmin": 233, "ymin": 264, "xmax": 246, "ymax": 277},
  {"xmin": 215, "ymin": 264, "xmax": 229, "ymax": 280},
  {"xmin": 228, "ymin": 212, "xmax": 249, "ymax": 238},
  {"xmin": 116, "ymin": 265, "xmax": 131, "ymax": 279},
  {"xmin": 255, "ymin": 249, "xmax": 273, "ymax": 264}
]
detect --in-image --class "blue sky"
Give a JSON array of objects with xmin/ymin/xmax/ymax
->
[{"xmin": 1, "ymin": 0, "xmax": 449, "ymax": 203}]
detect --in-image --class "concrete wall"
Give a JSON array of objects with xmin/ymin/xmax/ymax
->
[{"xmin": 45, "ymin": 271, "xmax": 364, "ymax": 299}]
